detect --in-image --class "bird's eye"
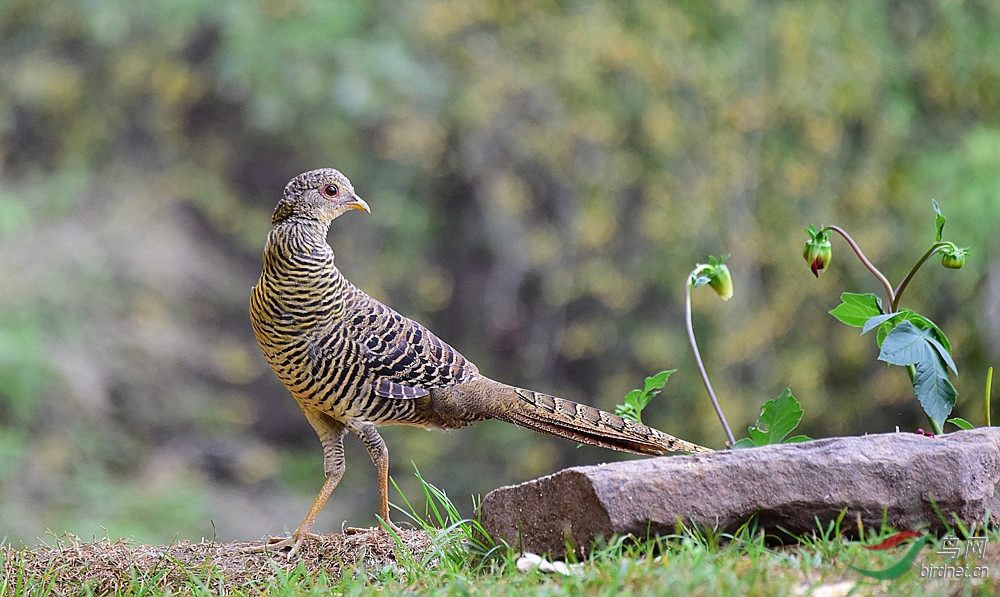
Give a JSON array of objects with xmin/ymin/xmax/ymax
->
[{"xmin": 320, "ymin": 184, "xmax": 340, "ymax": 198}]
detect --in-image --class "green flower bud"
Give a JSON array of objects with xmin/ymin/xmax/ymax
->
[
  {"xmin": 803, "ymin": 226, "xmax": 832, "ymax": 278},
  {"xmin": 940, "ymin": 246, "xmax": 969, "ymax": 269},
  {"xmin": 707, "ymin": 264, "xmax": 733, "ymax": 301},
  {"xmin": 691, "ymin": 255, "xmax": 733, "ymax": 301}
]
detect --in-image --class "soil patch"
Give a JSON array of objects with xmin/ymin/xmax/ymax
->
[{"xmin": 2, "ymin": 529, "xmax": 433, "ymax": 594}]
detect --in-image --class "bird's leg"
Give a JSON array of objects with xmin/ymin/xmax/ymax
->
[
  {"xmin": 244, "ymin": 419, "xmax": 347, "ymax": 558},
  {"xmin": 345, "ymin": 423, "xmax": 403, "ymax": 535}
]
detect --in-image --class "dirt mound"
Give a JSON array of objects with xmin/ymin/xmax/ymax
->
[{"xmin": 2, "ymin": 529, "xmax": 433, "ymax": 594}]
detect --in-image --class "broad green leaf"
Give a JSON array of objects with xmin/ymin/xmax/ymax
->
[
  {"xmin": 932, "ymin": 199, "xmax": 946, "ymax": 242},
  {"xmin": 877, "ymin": 321, "xmax": 931, "ymax": 366},
  {"xmin": 923, "ymin": 333, "xmax": 957, "ymax": 375},
  {"xmin": 732, "ymin": 390, "xmax": 810, "ymax": 448},
  {"xmin": 829, "ymin": 293, "xmax": 883, "ymax": 327},
  {"xmin": 877, "ymin": 322, "xmax": 958, "ymax": 425},
  {"xmin": 913, "ymin": 357, "xmax": 956, "ymax": 426},
  {"xmin": 746, "ymin": 388, "xmax": 804, "ymax": 445},
  {"xmin": 864, "ymin": 309, "xmax": 953, "ymax": 357},
  {"xmin": 900, "ymin": 311, "xmax": 953, "ymax": 356},
  {"xmin": 875, "ymin": 319, "xmax": 956, "ymax": 374}
]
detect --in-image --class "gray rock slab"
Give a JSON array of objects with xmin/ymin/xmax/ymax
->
[{"xmin": 479, "ymin": 428, "xmax": 1000, "ymax": 557}]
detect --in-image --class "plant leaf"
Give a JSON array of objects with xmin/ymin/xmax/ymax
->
[
  {"xmin": 877, "ymin": 321, "xmax": 931, "ymax": 366},
  {"xmin": 923, "ymin": 333, "xmax": 958, "ymax": 375},
  {"xmin": 861, "ymin": 312, "xmax": 902, "ymax": 336},
  {"xmin": 643, "ymin": 370, "xmax": 675, "ymax": 395},
  {"xmin": 750, "ymin": 389, "xmax": 804, "ymax": 444},
  {"xmin": 829, "ymin": 293, "xmax": 883, "ymax": 327},
  {"xmin": 877, "ymin": 322, "xmax": 958, "ymax": 426},
  {"xmin": 913, "ymin": 357, "xmax": 957, "ymax": 426},
  {"xmin": 615, "ymin": 370, "xmax": 675, "ymax": 424},
  {"xmin": 690, "ymin": 274, "xmax": 710, "ymax": 289},
  {"xmin": 947, "ymin": 417, "xmax": 974, "ymax": 430},
  {"xmin": 932, "ymin": 199, "xmax": 946, "ymax": 242},
  {"xmin": 900, "ymin": 311, "xmax": 953, "ymax": 358},
  {"xmin": 851, "ymin": 536, "xmax": 934, "ymax": 579},
  {"xmin": 876, "ymin": 318, "xmax": 956, "ymax": 374}
]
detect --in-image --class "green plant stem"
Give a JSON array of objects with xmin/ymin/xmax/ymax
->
[
  {"xmin": 685, "ymin": 279, "xmax": 736, "ymax": 446},
  {"xmin": 928, "ymin": 418, "xmax": 943, "ymax": 435},
  {"xmin": 892, "ymin": 242, "xmax": 949, "ymax": 311},
  {"xmin": 986, "ymin": 366, "xmax": 994, "ymax": 427},
  {"xmin": 823, "ymin": 225, "xmax": 895, "ymax": 309}
]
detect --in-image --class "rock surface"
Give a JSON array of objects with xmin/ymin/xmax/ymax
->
[{"xmin": 479, "ymin": 428, "xmax": 1000, "ymax": 557}]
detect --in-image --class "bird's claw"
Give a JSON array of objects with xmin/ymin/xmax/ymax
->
[
  {"xmin": 342, "ymin": 520, "xmax": 404, "ymax": 536},
  {"xmin": 242, "ymin": 530, "xmax": 323, "ymax": 558}
]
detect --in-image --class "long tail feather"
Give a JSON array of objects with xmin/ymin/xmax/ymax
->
[{"xmin": 461, "ymin": 378, "xmax": 711, "ymax": 455}]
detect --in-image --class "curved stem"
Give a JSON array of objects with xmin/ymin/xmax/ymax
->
[
  {"xmin": 686, "ymin": 279, "xmax": 736, "ymax": 447},
  {"xmin": 928, "ymin": 418, "xmax": 943, "ymax": 436},
  {"xmin": 824, "ymin": 225, "xmax": 895, "ymax": 310},
  {"xmin": 985, "ymin": 366, "xmax": 993, "ymax": 428},
  {"xmin": 892, "ymin": 242, "xmax": 949, "ymax": 311}
]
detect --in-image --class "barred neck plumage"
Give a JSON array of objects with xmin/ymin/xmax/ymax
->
[{"xmin": 256, "ymin": 218, "xmax": 349, "ymax": 328}]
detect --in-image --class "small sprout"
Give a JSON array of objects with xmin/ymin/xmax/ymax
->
[
  {"xmin": 803, "ymin": 225, "xmax": 832, "ymax": 278},
  {"xmin": 615, "ymin": 370, "xmax": 675, "ymax": 424},
  {"xmin": 939, "ymin": 245, "xmax": 970, "ymax": 269}
]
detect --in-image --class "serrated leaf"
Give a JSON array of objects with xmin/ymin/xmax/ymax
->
[
  {"xmin": 830, "ymin": 293, "xmax": 883, "ymax": 327},
  {"xmin": 731, "ymin": 438, "xmax": 757, "ymax": 449},
  {"xmin": 932, "ymin": 199, "xmax": 946, "ymax": 242},
  {"xmin": 865, "ymin": 310, "xmax": 954, "ymax": 358},
  {"xmin": 877, "ymin": 321, "xmax": 932, "ymax": 366},
  {"xmin": 783, "ymin": 435, "xmax": 812, "ymax": 443},
  {"xmin": 878, "ymin": 312, "xmax": 958, "ymax": 375},
  {"xmin": 616, "ymin": 370, "xmax": 675, "ymax": 424},
  {"xmin": 901, "ymin": 311, "xmax": 953, "ymax": 356},
  {"xmin": 747, "ymin": 388, "xmax": 804, "ymax": 444},
  {"xmin": 643, "ymin": 370, "xmax": 675, "ymax": 394},
  {"xmin": 913, "ymin": 357, "xmax": 956, "ymax": 426}
]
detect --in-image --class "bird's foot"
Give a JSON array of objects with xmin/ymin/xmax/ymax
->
[
  {"xmin": 241, "ymin": 530, "xmax": 323, "ymax": 558},
  {"xmin": 342, "ymin": 519, "xmax": 405, "ymax": 536}
]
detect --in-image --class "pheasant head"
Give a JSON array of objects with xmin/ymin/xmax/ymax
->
[{"xmin": 272, "ymin": 168, "xmax": 370, "ymax": 225}]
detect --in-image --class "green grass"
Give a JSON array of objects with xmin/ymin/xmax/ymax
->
[{"xmin": 3, "ymin": 471, "xmax": 997, "ymax": 596}]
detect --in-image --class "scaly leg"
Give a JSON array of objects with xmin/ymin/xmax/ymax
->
[
  {"xmin": 245, "ymin": 414, "xmax": 347, "ymax": 557},
  {"xmin": 349, "ymin": 422, "xmax": 403, "ymax": 535}
]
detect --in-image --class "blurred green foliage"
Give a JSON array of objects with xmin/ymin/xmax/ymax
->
[{"xmin": 0, "ymin": 0, "xmax": 997, "ymax": 544}]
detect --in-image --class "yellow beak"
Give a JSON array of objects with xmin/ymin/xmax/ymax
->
[{"xmin": 346, "ymin": 196, "xmax": 371, "ymax": 213}]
